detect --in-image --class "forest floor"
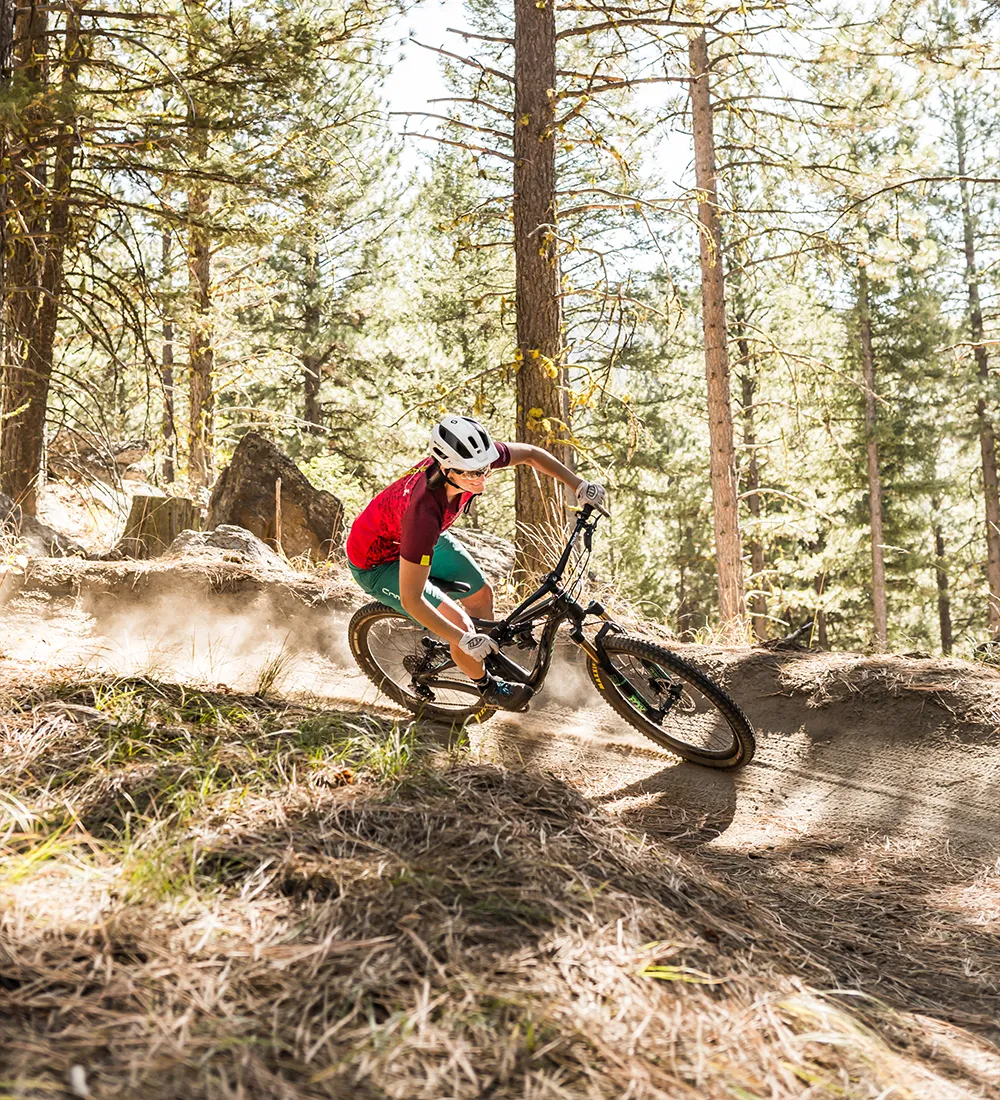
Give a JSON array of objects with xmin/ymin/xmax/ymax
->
[{"xmin": 1, "ymin": 556, "xmax": 999, "ymax": 1099}]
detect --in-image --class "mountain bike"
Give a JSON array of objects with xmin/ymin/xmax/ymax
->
[{"xmin": 348, "ymin": 506, "xmax": 756, "ymax": 769}]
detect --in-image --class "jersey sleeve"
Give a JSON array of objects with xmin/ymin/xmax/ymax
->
[
  {"xmin": 399, "ymin": 493, "xmax": 445, "ymax": 566},
  {"xmin": 492, "ymin": 441, "xmax": 511, "ymax": 469}
]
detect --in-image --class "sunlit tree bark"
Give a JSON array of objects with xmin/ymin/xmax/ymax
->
[
  {"xmin": 689, "ymin": 30, "xmax": 746, "ymax": 637},
  {"xmin": 512, "ymin": 0, "xmax": 572, "ymax": 580}
]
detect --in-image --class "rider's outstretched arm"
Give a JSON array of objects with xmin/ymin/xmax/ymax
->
[{"xmin": 505, "ymin": 442, "xmax": 585, "ymax": 496}]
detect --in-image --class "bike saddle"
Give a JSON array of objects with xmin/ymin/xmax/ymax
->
[{"xmin": 430, "ymin": 576, "xmax": 471, "ymax": 595}]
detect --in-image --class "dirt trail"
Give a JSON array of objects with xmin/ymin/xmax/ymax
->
[{"xmin": 4, "ymin": 584, "xmax": 998, "ymax": 858}]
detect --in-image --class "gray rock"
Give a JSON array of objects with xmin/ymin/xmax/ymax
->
[
  {"xmin": 163, "ymin": 524, "xmax": 293, "ymax": 572},
  {"xmin": 0, "ymin": 492, "xmax": 88, "ymax": 558}
]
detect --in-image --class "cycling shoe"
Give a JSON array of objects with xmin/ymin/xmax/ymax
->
[{"xmin": 478, "ymin": 675, "xmax": 533, "ymax": 712}]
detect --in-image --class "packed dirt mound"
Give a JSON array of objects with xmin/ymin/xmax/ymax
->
[{"xmin": 6, "ymin": 543, "xmax": 357, "ymax": 615}]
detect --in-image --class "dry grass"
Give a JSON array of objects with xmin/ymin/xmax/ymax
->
[{"xmin": 1, "ymin": 670, "xmax": 999, "ymax": 1099}]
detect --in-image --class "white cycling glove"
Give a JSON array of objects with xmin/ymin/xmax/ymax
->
[
  {"xmin": 458, "ymin": 630, "xmax": 499, "ymax": 660},
  {"xmin": 575, "ymin": 480, "xmax": 607, "ymax": 508}
]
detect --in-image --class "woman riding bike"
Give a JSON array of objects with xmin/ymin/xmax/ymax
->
[{"xmin": 345, "ymin": 415, "xmax": 606, "ymax": 711}]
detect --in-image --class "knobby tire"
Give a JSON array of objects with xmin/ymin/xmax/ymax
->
[{"xmin": 588, "ymin": 634, "xmax": 755, "ymax": 768}]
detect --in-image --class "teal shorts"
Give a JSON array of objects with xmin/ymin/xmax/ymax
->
[{"xmin": 348, "ymin": 531, "xmax": 487, "ymax": 621}]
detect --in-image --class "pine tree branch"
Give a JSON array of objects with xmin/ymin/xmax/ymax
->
[
  {"xmin": 390, "ymin": 111, "xmax": 512, "ymax": 144},
  {"xmin": 843, "ymin": 175, "xmax": 1000, "ymax": 213},
  {"xmin": 446, "ymin": 26, "xmax": 513, "ymax": 46},
  {"xmin": 561, "ymin": 74, "xmax": 689, "ymax": 97},
  {"xmin": 78, "ymin": 8, "xmax": 170, "ymax": 20},
  {"xmin": 557, "ymin": 16, "xmax": 686, "ymax": 39},
  {"xmin": 412, "ymin": 39, "xmax": 513, "ymax": 84},
  {"xmin": 404, "ymin": 131, "xmax": 515, "ymax": 162},
  {"xmin": 428, "ymin": 96, "xmax": 513, "ymax": 119}
]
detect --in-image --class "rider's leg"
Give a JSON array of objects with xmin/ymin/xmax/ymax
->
[
  {"xmin": 434, "ymin": 596, "xmax": 485, "ymax": 681},
  {"xmin": 459, "ymin": 581, "xmax": 494, "ymax": 620}
]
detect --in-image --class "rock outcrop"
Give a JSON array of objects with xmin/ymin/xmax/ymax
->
[
  {"xmin": 164, "ymin": 525, "xmax": 293, "ymax": 573},
  {"xmin": 207, "ymin": 432, "xmax": 344, "ymax": 560}
]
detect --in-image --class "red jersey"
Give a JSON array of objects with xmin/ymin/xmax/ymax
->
[{"xmin": 346, "ymin": 443, "xmax": 511, "ymax": 570}]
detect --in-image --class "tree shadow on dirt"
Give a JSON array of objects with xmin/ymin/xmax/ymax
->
[
  {"xmin": 4, "ymin": 680, "xmax": 1000, "ymax": 1097},
  {"xmin": 692, "ymin": 832, "xmax": 1000, "ymax": 1045}
]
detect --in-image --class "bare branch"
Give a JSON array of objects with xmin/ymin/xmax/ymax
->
[
  {"xmin": 562, "ymin": 74, "xmax": 689, "ymax": 97},
  {"xmin": 428, "ymin": 96, "xmax": 513, "ymax": 119},
  {"xmin": 412, "ymin": 38, "xmax": 513, "ymax": 84},
  {"xmin": 446, "ymin": 26, "xmax": 512, "ymax": 46},
  {"xmin": 390, "ymin": 111, "xmax": 512, "ymax": 144},
  {"xmin": 840, "ymin": 174, "xmax": 1000, "ymax": 216},
  {"xmin": 404, "ymin": 131, "xmax": 515, "ymax": 162}
]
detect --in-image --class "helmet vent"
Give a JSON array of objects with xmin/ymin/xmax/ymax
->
[{"xmin": 439, "ymin": 425, "xmax": 472, "ymax": 459}]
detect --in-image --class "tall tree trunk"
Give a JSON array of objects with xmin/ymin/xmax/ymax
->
[
  {"xmin": 187, "ymin": 143, "xmax": 213, "ymax": 488},
  {"xmin": 1, "ymin": 1, "xmax": 78, "ymax": 514},
  {"xmin": 161, "ymin": 231, "xmax": 176, "ymax": 483},
  {"xmin": 858, "ymin": 263, "xmax": 888, "ymax": 650},
  {"xmin": 737, "ymin": 322, "xmax": 767, "ymax": 641},
  {"xmin": 932, "ymin": 496, "xmax": 953, "ymax": 655},
  {"xmin": 954, "ymin": 97, "xmax": 1000, "ymax": 633},
  {"xmin": 302, "ymin": 239, "xmax": 322, "ymax": 432},
  {"xmin": 0, "ymin": 0, "xmax": 14, "ymax": 366},
  {"xmin": 689, "ymin": 31, "xmax": 746, "ymax": 637},
  {"xmin": 513, "ymin": 0, "xmax": 571, "ymax": 580}
]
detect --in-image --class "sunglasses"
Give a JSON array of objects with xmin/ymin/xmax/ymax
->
[{"xmin": 449, "ymin": 466, "xmax": 491, "ymax": 479}]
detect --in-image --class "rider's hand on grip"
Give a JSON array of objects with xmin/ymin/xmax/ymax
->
[
  {"xmin": 576, "ymin": 479, "xmax": 610, "ymax": 517},
  {"xmin": 458, "ymin": 630, "xmax": 499, "ymax": 659}
]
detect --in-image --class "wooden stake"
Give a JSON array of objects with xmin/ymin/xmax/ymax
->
[{"xmin": 275, "ymin": 477, "xmax": 283, "ymax": 557}]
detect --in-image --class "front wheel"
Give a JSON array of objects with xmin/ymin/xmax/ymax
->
[
  {"xmin": 348, "ymin": 601, "xmax": 495, "ymax": 725},
  {"xmin": 588, "ymin": 635, "xmax": 755, "ymax": 768}
]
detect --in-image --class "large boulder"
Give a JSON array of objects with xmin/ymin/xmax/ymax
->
[
  {"xmin": 0, "ymin": 492, "xmax": 88, "ymax": 558},
  {"xmin": 207, "ymin": 432, "xmax": 344, "ymax": 560}
]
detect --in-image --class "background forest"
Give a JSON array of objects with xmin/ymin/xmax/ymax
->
[{"xmin": 2, "ymin": 0, "xmax": 999, "ymax": 655}]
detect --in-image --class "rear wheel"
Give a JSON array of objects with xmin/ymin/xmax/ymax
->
[
  {"xmin": 348, "ymin": 601, "xmax": 494, "ymax": 724},
  {"xmin": 588, "ymin": 635, "xmax": 755, "ymax": 768}
]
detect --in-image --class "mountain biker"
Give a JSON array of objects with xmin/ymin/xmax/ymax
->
[{"xmin": 346, "ymin": 415, "xmax": 607, "ymax": 711}]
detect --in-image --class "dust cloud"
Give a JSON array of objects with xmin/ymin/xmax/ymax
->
[
  {"xmin": 0, "ymin": 587, "xmax": 624, "ymax": 728},
  {"xmin": 0, "ymin": 588, "xmax": 360, "ymax": 699}
]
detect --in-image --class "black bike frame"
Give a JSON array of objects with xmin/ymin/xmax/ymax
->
[{"xmin": 447, "ymin": 505, "xmax": 619, "ymax": 694}]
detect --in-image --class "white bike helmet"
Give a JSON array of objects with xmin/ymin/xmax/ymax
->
[{"xmin": 430, "ymin": 415, "xmax": 500, "ymax": 470}]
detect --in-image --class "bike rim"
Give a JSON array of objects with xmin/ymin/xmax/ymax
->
[
  {"xmin": 603, "ymin": 649, "xmax": 739, "ymax": 757},
  {"xmin": 363, "ymin": 614, "xmax": 482, "ymax": 714}
]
